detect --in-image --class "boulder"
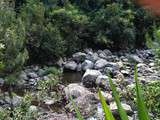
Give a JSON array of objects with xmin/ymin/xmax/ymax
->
[
  {"xmin": 94, "ymin": 59, "xmax": 108, "ymax": 69},
  {"xmin": 67, "ymin": 93, "xmax": 98, "ymax": 119},
  {"xmin": 64, "ymin": 83, "xmax": 91, "ymax": 99},
  {"xmin": 82, "ymin": 69, "xmax": 102, "ymax": 87},
  {"xmin": 64, "ymin": 61, "xmax": 77, "ymax": 71},
  {"xmin": 81, "ymin": 60, "xmax": 94, "ymax": 71},
  {"xmin": 72, "ymin": 52, "xmax": 86, "ymax": 62}
]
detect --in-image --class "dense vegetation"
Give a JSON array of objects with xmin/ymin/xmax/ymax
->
[
  {"xmin": 0, "ymin": 0, "xmax": 160, "ymax": 120},
  {"xmin": 0, "ymin": 0, "xmax": 157, "ymax": 66}
]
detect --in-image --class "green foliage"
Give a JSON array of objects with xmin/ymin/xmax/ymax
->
[
  {"xmin": 0, "ymin": 93, "xmax": 37, "ymax": 120},
  {"xmin": 134, "ymin": 65, "xmax": 150, "ymax": 120},
  {"xmin": 143, "ymin": 81, "xmax": 160, "ymax": 119},
  {"xmin": 72, "ymin": 67, "xmax": 150, "ymax": 120},
  {"xmin": 98, "ymin": 89, "xmax": 115, "ymax": 120},
  {"xmin": 70, "ymin": 95, "xmax": 84, "ymax": 120},
  {"xmin": 109, "ymin": 76, "xmax": 129, "ymax": 120},
  {"xmin": 0, "ymin": 1, "xmax": 28, "ymax": 83}
]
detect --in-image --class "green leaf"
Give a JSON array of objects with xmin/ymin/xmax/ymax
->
[
  {"xmin": 109, "ymin": 76, "xmax": 129, "ymax": 120},
  {"xmin": 70, "ymin": 96, "xmax": 84, "ymax": 120},
  {"xmin": 134, "ymin": 65, "xmax": 150, "ymax": 120},
  {"xmin": 98, "ymin": 89, "xmax": 115, "ymax": 120}
]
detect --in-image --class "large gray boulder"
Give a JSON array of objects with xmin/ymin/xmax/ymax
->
[
  {"xmin": 64, "ymin": 83, "xmax": 91, "ymax": 99},
  {"xmin": 72, "ymin": 52, "xmax": 86, "ymax": 62},
  {"xmin": 64, "ymin": 61, "xmax": 77, "ymax": 71},
  {"xmin": 94, "ymin": 59, "xmax": 108, "ymax": 69},
  {"xmin": 82, "ymin": 69, "xmax": 102, "ymax": 87},
  {"xmin": 81, "ymin": 60, "xmax": 94, "ymax": 71},
  {"xmin": 67, "ymin": 93, "xmax": 98, "ymax": 119}
]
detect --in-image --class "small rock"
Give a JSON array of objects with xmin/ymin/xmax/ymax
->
[
  {"xmin": 82, "ymin": 69, "xmax": 102, "ymax": 87},
  {"xmin": 96, "ymin": 75, "xmax": 110, "ymax": 89},
  {"xmin": 100, "ymin": 91, "xmax": 113, "ymax": 102},
  {"xmin": 64, "ymin": 61, "xmax": 77, "ymax": 71},
  {"xmin": 44, "ymin": 99, "xmax": 54, "ymax": 106},
  {"xmin": 81, "ymin": 60, "xmax": 94, "ymax": 71},
  {"xmin": 72, "ymin": 52, "xmax": 86, "ymax": 62},
  {"xmin": 29, "ymin": 105, "xmax": 38, "ymax": 113},
  {"xmin": 28, "ymin": 72, "xmax": 38, "ymax": 79},
  {"xmin": 86, "ymin": 52, "xmax": 99, "ymax": 62},
  {"xmin": 121, "ymin": 70, "xmax": 130, "ymax": 76},
  {"xmin": 94, "ymin": 59, "xmax": 108, "ymax": 69}
]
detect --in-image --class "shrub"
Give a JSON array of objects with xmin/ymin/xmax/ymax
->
[{"xmin": 0, "ymin": 1, "xmax": 28, "ymax": 82}]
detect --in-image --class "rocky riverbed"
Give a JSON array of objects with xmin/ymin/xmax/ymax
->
[{"xmin": 0, "ymin": 49, "xmax": 160, "ymax": 120}]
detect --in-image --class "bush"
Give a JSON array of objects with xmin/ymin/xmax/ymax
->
[
  {"xmin": 144, "ymin": 81, "xmax": 160, "ymax": 119},
  {"xmin": 0, "ymin": 1, "xmax": 28, "ymax": 81},
  {"xmin": 92, "ymin": 3, "xmax": 136, "ymax": 49}
]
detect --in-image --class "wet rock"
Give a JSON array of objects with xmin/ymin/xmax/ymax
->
[
  {"xmin": 94, "ymin": 59, "xmax": 108, "ymax": 69},
  {"xmin": 81, "ymin": 60, "xmax": 94, "ymax": 71},
  {"xmin": 64, "ymin": 61, "xmax": 77, "ymax": 71},
  {"xmin": 110, "ymin": 102, "xmax": 133, "ymax": 115},
  {"xmin": 64, "ymin": 83, "xmax": 91, "ymax": 99},
  {"xmin": 72, "ymin": 52, "xmax": 86, "ymax": 62},
  {"xmin": 82, "ymin": 69, "xmax": 102, "ymax": 87}
]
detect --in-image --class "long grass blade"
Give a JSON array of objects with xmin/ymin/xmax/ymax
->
[
  {"xmin": 98, "ymin": 89, "xmax": 115, "ymax": 120},
  {"xmin": 70, "ymin": 96, "xmax": 84, "ymax": 120},
  {"xmin": 134, "ymin": 65, "xmax": 150, "ymax": 120},
  {"xmin": 109, "ymin": 77, "xmax": 129, "ymax": 120}
]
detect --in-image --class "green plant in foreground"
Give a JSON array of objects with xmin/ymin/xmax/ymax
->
[{"xmin": 72, "ymin": 66, "xmax": 150, "ymax": 120}]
